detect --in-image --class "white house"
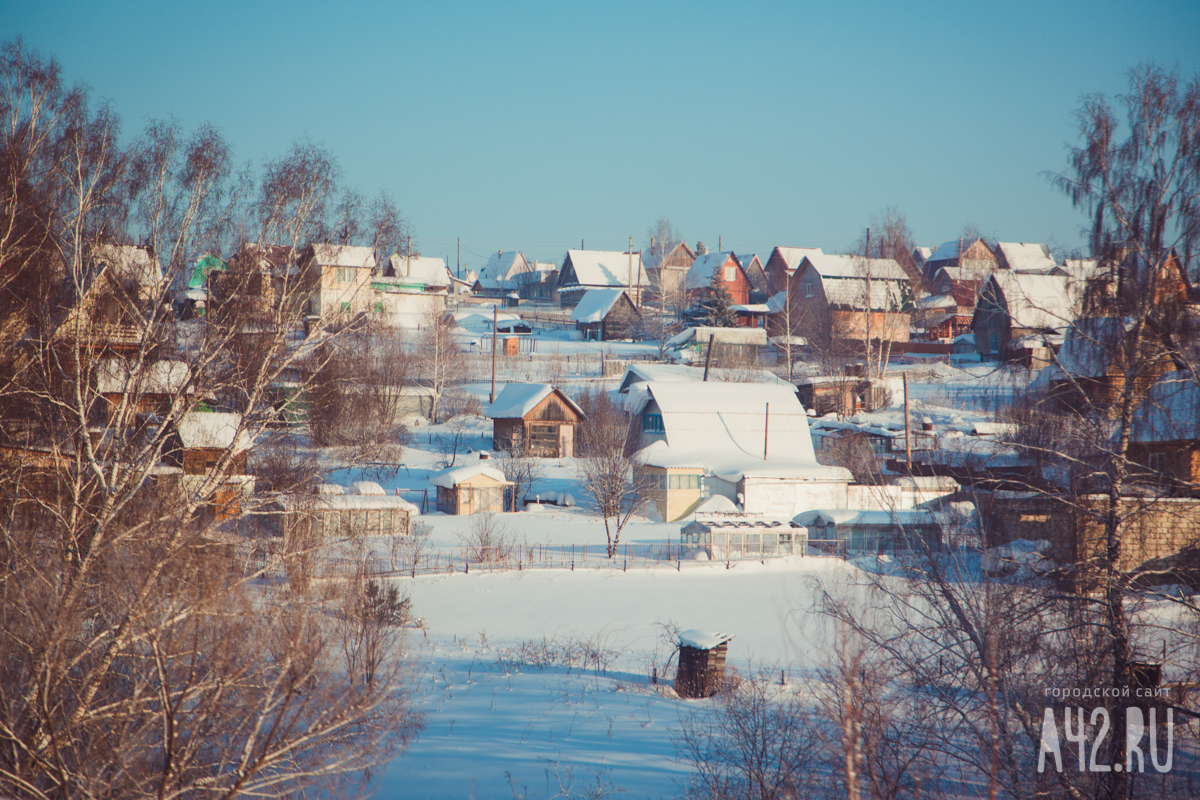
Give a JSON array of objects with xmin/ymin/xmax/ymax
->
[
  {"xmin": 301, "ymin": 244, "xmax": 376, "ymax": 319},
  {"xmin": 625, "ymin": 381, "xmax": 852, "ymax": 519},
  {"xmin": 555, "ymin": 249, "xmax": 645, "ymax": 307}
]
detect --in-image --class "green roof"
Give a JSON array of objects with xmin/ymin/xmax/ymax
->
[{"xmin": 188, "ymin": 254, "xmax": 228, "ymax": 289}]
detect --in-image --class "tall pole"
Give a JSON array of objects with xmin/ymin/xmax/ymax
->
[
  {"xmin": 406, "ymin": 234, "xmax": 412, "ymax": 277},
  {"xmin": 703, "ymin": 334, "xmax": 715, "ymax": 381},
  {"xmin": 865, "ymin": 227, "xmax": 872, "ymax": 376},
  {"xmin": 490, "ymin": 304, "xmax": 498, "ymax": 404},
  {"xmin": 903, "ymin": 372, "xmax": 912, "ymax": 471},
  {"xmin": 763, "ymin": 402, "xmax": 770, "ymax": 460},
  {"xmin": 457, "ymin": 237, "xmax": 460, "ymax": 279}
]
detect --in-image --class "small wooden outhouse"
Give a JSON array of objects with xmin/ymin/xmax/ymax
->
[{"xmin": 675, "ymin": 630, "xmax": 733, "ymax": 699}]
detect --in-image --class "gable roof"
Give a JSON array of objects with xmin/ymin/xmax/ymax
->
[
  {"xmin": 685, "ymin": 251, "xmax": 738, "ymax": 290},
  {"xmin": 802, "ymin": 254, "xmax": 909, "ymax": 281},
  {"xmin": 95, "ymin": 358, "xmax": 192, "ymax": 395},
  {"xmin": 559, "ymin": 250, "xmax": 644, "ymax": 290},
  {"xmin": 481, "ymin": 250, "xmax": 530, "ymax": 281},
  {"xmin": 769, "ymin": 246, "xmax": 825, "ymax": 273},
  {"xmin": 486, "ymin": 383, "xmax": 585, "ymax": 420},
  {"xmin": 176, "ymin": 411, "xmax": 251, "ymax": 453},
  {"xmin": 617, "ymin": 362, "xmax": 793, "ymax": 393},
  {"xmin": 91, "ymin": 244, "xmax": 163, "ymax": 289},
  {"xmin": 1130, "ymin": 375, "xmax": 1200, "ymax": 442},
  {"xmin": 384, "ymin": 254, "xmax": 451, "ymax": 287},
  {"xmin": 982, "ymin": 272, "xmax": 1074, "ymax": 331},
  {"xmin": 306, "ymin": 244, "xmax": 376, "ymax": 269},
  {"xmin": 997, "ymin": 242, "xmax": 1056, "ymax": 273},
  {"xmin": 630, "ymin": 381, "xmax": 850, "ymax": 482},
  {"xmin": 569, "ymin": 288, "xmax": 632, "ymax": 323},
  {"xmin": 928, "ymin": 238, "xmax": 994, "ymax": 265},
  {"xmin": 429, "ymin": 463, "xmax": 510, "ymax": 488}
]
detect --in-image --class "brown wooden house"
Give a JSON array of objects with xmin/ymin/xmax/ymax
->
[
  {"xmin": 646, "ymin": 241, "xmax": 697, "ymax": 301},
  {"xmin": 674, "ymin": 630, "xmax": 733, "ymax": 699},
  {"xmin": 488, "ymin": 384, "xmax": 586, "ymax": 458},
  {"xmin": 763, "ymin": 246, "xmax": 824, "ymax": 296},
  {"xmin": 1128, "ymin": 376, "xmax": 1200, "ymax": 497},
  {"xmin": 164, "ymin": 411, "xmax": 253, "ymax": 521},
  {"xmin": 568, "ymin": 288, "xmax": 640, "ymax": 341}
]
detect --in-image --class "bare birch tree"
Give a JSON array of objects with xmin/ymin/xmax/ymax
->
[
  {"xmin": 0, "ymin": 39, "xmax": 422, "ymax": 799},
  {"xmin": 414, "ymin": 304, "xmax": 464, "ymax": 423}
]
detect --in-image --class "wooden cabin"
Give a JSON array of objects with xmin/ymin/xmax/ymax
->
[
  {"xmin": 431, "ymin": 462, "xmax": 514, "ymax": 515},
  {"xmin": 1128, "ymin": 376, "xmax": 1200, "ymax": 497},
  {"xmin": 488, "ymin": 384, "xmax": 586, "ymax": 458},
  {"xmin": 569, "ymin": 288, "xmax": 640, "ymax": 341},
  {"xmin": 674, "ymin": 630, "xmax": 733, "ymax": 699}
]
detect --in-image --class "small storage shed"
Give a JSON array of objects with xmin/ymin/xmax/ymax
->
[
  {"xmin": 488, "ymin": 384, "xmax": 586, "ymax": 458},
  {"xmin": 431, "ymin": 462, "xmax": 514, "ymax": 515},
  {"xmin": 675, "ymin": 629, "xmax": 734, "ymax": 699},
  {"xmin": 264, "ymin": 482, "xmax": 418, "ymax": 539},
  {"xmin": 569, "ymin": 288, "xmax": 640, "ymax": 341}
]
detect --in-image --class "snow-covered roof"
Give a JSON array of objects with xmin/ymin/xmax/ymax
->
[
  {"xmin": 793, "ymin": 508, "xmax": 939, "ymax": 527},
  {"xmin": 561, "ymin": 250, "xmax": 644, "ymax": 288},
  {"xmin": 569, "ymin": 288, "xmax": 629, "ymax": 323},
  {"xmin": 771, "ymin": 246, "xmax": 824, "ymax": 272},
  {"xmin": 480, "ymin": 250, "xmax": 530, "ymax": 281},
  {"xmin": 917, "ymin": 293, "xmax": 957, "ymax": 311},
  {"xmin": 176, "ymin": 411, "xmax": 251, "ymax": 453},
  {"xmin": 913, "ymin": 247, "xmax": 934, "ymax": 262},
  {"xmin": 685, "ymin": 252, "xmax": 737, "ymax": 290},
  {"xmin": 985, "ymin": 272, "xmax": 1074, "ymax": 331},
  {"xmin": 679, "ymin": 629, "xmax": 733, "ymax": 650},
  {"xmin": 667, "ymin": 326, "xmax": 768, "ymax": 348},
  {"xmin": 278, "ymin": 490, "xmax": 418, "ymax": 513},
  {"xmin": 429, "ymin": 463, "xmax": 510, "ymax": 488},
  {"xmin": 766, "ymin": 290, "xmax": 787, "ymax": 314},
  {"xmin": 1057, "ymin": 258, "xmax": 1103, "ymax": 282},
  {"xmin": 473, "ymin": 277, "xmax": 518, "ymax": 292},
  {"xmin": 631, "ymin": 381, "xmax": 851, "ymax": 483},
  {"xmin": 929, "ymin": 238, "xmax": 990, "ymax": 264},
  {"xmin": 92, "ymin": 244, "xmax": 163, "ymax": 288},
  {"xmin": 1035, "ymin": 317, "xmax": 1137, "ymax": 382},
  {"xmin": 1130, "ymin": 375, "xmax": 1200, "ymax": 442},
  {"xmin": 384, "ymin": 254, "xmax": 451, "ymax": 287},
  {"xmin": 617, "ymin": 363, "xmax": 791, "ymax": 393},
  {"xmin": 487, "ymin": 383, "xmax": 584, "ymax": 420},
  {"xmin": 307, "ymin": 244, "xmax": 376, "ymax": 269},
  {"xmin": 802, "ymin": 254, "xmax": 909, "ymax": 281},
  {"xmin": 95, "ymin": 358, "xmax": 191, "ymax": 395},
  {"xmin": 732, "ymin": 304, "xmax": 770, "ymax": 313},
  {"xmin": 997, "ymin": 242, "xmax": 1056, "ymax": 273}
]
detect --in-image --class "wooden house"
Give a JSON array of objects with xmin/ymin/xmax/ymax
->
[
  {"xmin": 93, "ymin": 358, "xmax": 192, "ymax": 422},
  {"xmin": 645, "ymin": 241, "xmax": 696, "ymax": 300},
  {"xmin": 777, "ymin": 254, "xmax": 912, "ymax": 347},
  {"xmin": 924, "ymin": 237, "xmax": 998, "ymax": 282},
  {"xmin": 735, "ymin": 254, "xmax": 769, "ymax": 296},
  {"xmin": 569, "ymin": 288, "xmax": 640, "ymax": 341},
  {"xmin": 674, "ymin": 630, "xmax": 733, "ymax": 699},
  {"xmin": 299, "ymin": 243, "xmax": 376, "ymax": 319},
  {"xmin": 685, "ymin": 251, "xmax": 750, "ymax": 305},
  {"xmin": 972, "ymin": 272, "xmax": 1073, "ymax": 361},
  {"xmin": 555, "ymin": 249, "xmax": 646, "ymax": 307},
  {"xmin": 163, "ymin": 411, "xmax": 253, "ymax": 522},
  {"xmin": 796, "ymin": 375, "xmax": 889, "ymax": 417},
  {"xmin": 431, "ymin": 462, "xmax": 514, "ymax": 515},
  {"xmin": 763, "ymin": 246, "xmax": 824, "ymax": 295},
  {"xmin": 488, "ymin": 384, "xmax": 586, "ymax": 457},
  {"xmin": 1128, "ymin": 376, "xmax": 1200, "ymax": 496}
]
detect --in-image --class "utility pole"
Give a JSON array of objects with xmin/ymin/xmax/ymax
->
[
  {"xmin": 703, "ymin": 334, "xmax": 715, "ymax": 381},
  {"xmin": 763, "ymin": 402, "xmax": 770, "ymax": 460},
  {"xmin": 406, "ymin": 234, "xmax": 412, "ymax": 277},
  {"xmin": 864, "ymin": 227, "xmax": 872, "ymax": 377},
  {"xmin": 718, "ymin": 235, "xmax": 722, "ymax": 251},
  {"xmin": 457, "ymin": 237, "xmax": 460, "ymax": 279},
  {"xmin": 490, "ymin": 304, "xmax": 498, "ymax": 404},
  {"xmin": 628, "ymin": 234, "xmax": 633, "ymax": 297},
  {"xmin": 903, "ymin": 372, "xmax": 912, "ymax": 471}
]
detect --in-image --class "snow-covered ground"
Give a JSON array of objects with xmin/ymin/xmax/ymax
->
[{"xmin": 311, "ymin": 327, "xmax": 1068, "ymax": 797}]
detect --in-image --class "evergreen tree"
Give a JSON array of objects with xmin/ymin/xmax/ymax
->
[{"xmin": 685, "ymin": 261, "xmax": 737, "ymax": 327}]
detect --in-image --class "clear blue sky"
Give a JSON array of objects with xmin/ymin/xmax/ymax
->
[{"xmin": 9, "ymin": 0, "xmax": 1200, "ymax": 267}]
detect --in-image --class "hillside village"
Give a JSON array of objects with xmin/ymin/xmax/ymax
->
[
  {"xmin": 8, "ymin": 225, "xmax": 1199, "ymax": 794},
  {"xmin": 4, "ymin": 32, "xmax": 1200, "ymax": 799}
]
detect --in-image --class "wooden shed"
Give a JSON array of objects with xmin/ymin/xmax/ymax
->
[
  {"xmin": 430, "ymin": 462, "xmax": 515, "ymax": 515},
  {"xmin": 569, "ymin": 288, "xmax": 640, "ymax": 341},
  {"xmin": 488, "ymin": 384, "xmax": 586, "ymax": 458},
  {"xmin": 675, "ymin": 630, "xmax": 733, "ymax": 699}
]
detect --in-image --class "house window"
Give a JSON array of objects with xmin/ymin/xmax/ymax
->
[
  {"xmin": 724, "ymin": 266, "xmax": 736, "ymax": 282},
  {"xmin": 642, "ymin": 413, "xmax": 664, "ymax": 433},
  {"xmin": 804, "ymin": 282, "xmax": 814, "ymax": 298},
  {"xmin": 336, "ymin": 267, "xmax": 357, "ymax": 284},
  {"xmin": 529, "ymin": 424, "xmax": 557, "ymax": 450},
  {"xmin": 668, "ymin": 473, "xmax": 699, "ymax": 490},
  {"xmin": 989, "ymin": 333, "xmax": 999, "ymax": 353}
]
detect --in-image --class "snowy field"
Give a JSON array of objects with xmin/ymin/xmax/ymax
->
[{"xmin": 312, "ymin": 318, "xmax": 1055, "ymax": 797}]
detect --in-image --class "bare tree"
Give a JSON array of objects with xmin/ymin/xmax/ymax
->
[
  {"xmin": 574, "ymin": 388, "xmax": 650, "ymax": 557},
  {"xmin": 0, "ymin": 39, "xmax": 423, "ymax": 798},
  {"xmin": 413, "ymin": 304, "xmax": 465, "ymax": 423}
]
